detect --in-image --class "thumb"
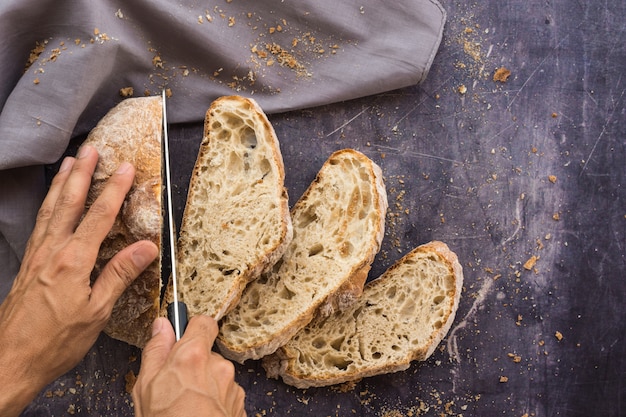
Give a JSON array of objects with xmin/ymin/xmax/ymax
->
[
  {"xmin": 91, "ymin": 240, "xmax": 159, "ymax": 310},
  {"xmin": 133, "ymin": 318, "xmax": 175, "ymax": 416},
  {"xmin": 139, "ymin": 318, "xmax": 176, "ymax": 379}
]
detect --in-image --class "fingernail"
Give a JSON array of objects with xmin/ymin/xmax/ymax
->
[
  {"xmin": 115, "ymin": 162, "xmax": 132, "ymax": 174},
  {"xmin": 77, "ymin": 145, "xmax": 92, "ymax": 159},
  {"xmin": 131, "ymin": 247, "xmax": 153, "ymax": 269},
  {"xmin": 59, "ymin": 157, "xmax": 75, "ymax": 173},
  {"xmin": 152, "ymin": 317, "xmax": 164, "ymax": 337}
]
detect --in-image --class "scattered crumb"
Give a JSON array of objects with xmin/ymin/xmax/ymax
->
[
  {"xmin": 493, "ymin": 67, "xmax": 511, "ymax": 82},
  {"xmin": 555, "ymin": 331, "xmax": 563, "ymax": 341},
  {"xmin": 523, "ymin": 255, "xmax": 538, "ymax": 270},
  {"xmin": 499, "ymin": 376, "xmax": 509, "ymax": 383},
  {"xmin": 552, "ymin": 213, "xmax": 560, "ymax": 221},
  {"xmin": 458, "ymin": 84, "xmax": 467, "ymax": 94},
  {"xmin": 551, "ymin": 112, "xmax": 558, "ymax": 118},
  {"xmin": 125, "ymin": 370, "xmax": 137, "ymax": 394},
  {"xmin": 548, "ymin": 175, "xmax": 557, "ymax": 183},
  {"xmin": 119, "ymin": 87, "xmax": 134, "ymax": 97},
  {"xmin": 507, "ymin": 353, "xmax": 522, "ymax": 363}
]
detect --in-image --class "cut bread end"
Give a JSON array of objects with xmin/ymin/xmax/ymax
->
[
  {"xmin": 163, "ymin": 95, "xmax": 292, "ymax": 322},
  {"xmin": 263, "ymin": 241, "xmax": 463, "ymax": 388}
]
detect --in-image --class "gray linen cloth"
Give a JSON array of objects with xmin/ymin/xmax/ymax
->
[{"xmin": 0, "ymin": 0, "xmax": 445, "ymax": 300}]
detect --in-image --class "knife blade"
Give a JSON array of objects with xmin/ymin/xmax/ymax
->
[{"xmin": 162, "ymin": 89, "xmax": 188, "ymax": 340}]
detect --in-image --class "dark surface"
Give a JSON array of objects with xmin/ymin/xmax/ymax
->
[{"xmin": 26, "ymin": 0, "xmax": 625, "ymax": 415}]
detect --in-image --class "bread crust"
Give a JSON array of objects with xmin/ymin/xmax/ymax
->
[
  {"xmin": 217, "ymin": 149, "xmax": 388, "ymax": 363},
  {"xmin": 264, "ymin": 241, "xmax": 463, "ymax": 388},
  {"xmin": 83, "ymin": 96, "xmax": 162, "ymax": 348}
]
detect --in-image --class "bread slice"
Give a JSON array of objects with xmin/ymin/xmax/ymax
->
[
  {"xmin": 83, "ymin": 96, "xmax": 163, "ymax": 348},
  {"xmin": 163, "ymin": 96, "xmax": 293, "ymax": 321},
  {"xmin": 262, "ymin": 241, "xmax": 463, "ymax": 388},
  {"xmin": 217, "ymin": 149, "xmax": 388, "ymax": 363}
]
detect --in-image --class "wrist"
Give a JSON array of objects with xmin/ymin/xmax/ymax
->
[
  {"xmin": 0, "ymin": 312, "xmax": 47, "ymax": 416},
  {"xmin": 0, "ymin": 356, "xmax": 41, "ymax": 417}
]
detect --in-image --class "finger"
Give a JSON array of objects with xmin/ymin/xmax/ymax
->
[
  {"xmin": 182, "ymin": 315, "xmax": 219, "ymax": 346},
  {"xmin": 138, "ymin": 318, "xmax": 176, "ymax": 381},
  {"xmin": 46, "ymin": 145, "xmax": 99, "ymax": 237},
  {"xmin": 133, "ymin": 318, "xmax": 176, "ymax": 409},
  {"xmin": 74, "ymin": 161, "xmax": 135, "ymax": 246},
  {"xmin": 90, "ymin": 240, "xmax": 158, "ymax": 314},
  {"xmin": 28, "ymin": 157, "xmax": 76, "ymax": 246}
]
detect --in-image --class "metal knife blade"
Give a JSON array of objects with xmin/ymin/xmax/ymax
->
[{"xmin": 162, "ymin": 89, "xmax": 188, "ymax": 340}]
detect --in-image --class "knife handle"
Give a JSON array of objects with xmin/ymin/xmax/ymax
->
[{"xmin": 167, "ymin": 301, "xmax": 189, "ymax": 340}]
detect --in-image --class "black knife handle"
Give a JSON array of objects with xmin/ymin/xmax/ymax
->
[{"xmin": 167, "ymin": 301, "xmax": 189, "ymax": 339}]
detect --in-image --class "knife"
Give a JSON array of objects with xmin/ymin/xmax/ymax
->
[{"xmin": 162, "ymin": 89, "xmax": 188, "ymax": 340}]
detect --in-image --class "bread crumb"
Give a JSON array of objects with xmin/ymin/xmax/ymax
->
[
  {"xmin": 493, "ymin": 67, "xmax": 511, "ymax": 82},
  {"xmin": 555, "ymin": 331, "xmax": 563, "ymax": 341},
  {"xmin": 507, "ymin": 353, "xmax": 522, "ymax": 363},
  {"xmin": 33, "ymin": 78, "xmax": 40, "ymax": 85},
  {"xmin": 458, "ymin": 84, "xmax": 467, "ymax": 94},
  {"xmin": 499, "ymin": 376, "xmax": 509, "ymax": 383},
  {"xmin": 523, "ymin": 255, "xmax": 538, "ymax": 270},
  {"xmin": 551, "ymin": 112, "xmax": 558, "ymax": 118},
  {"xmin": 125, "ymin": 370, "xmax": 137, "ymax": 394},
  {"xmin": 552, "ymin": 213, "xmax": 560, "ymax": 221},
  {"xmin": 548, "ymin": 175, "xmax": 557, "ymax": 183},
  {"xmin": 119, "ymin": 87, "xmax": 134, "ymax": 97}
]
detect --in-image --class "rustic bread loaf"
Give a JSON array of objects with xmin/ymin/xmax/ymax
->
[
  {"xmin": 83, "ymin": 96, "xmax": 163, "ymax": 348},
  {"xmin": 162, "ymin": 96, "xmax": 293, "ymax": 321},
  {"xmin": 262, "ymin": 241, "xmax": 463, "ymax": 388},
  {"xmin": 217, "ymin": 149, "xmax": 388, "ymax": 363}
]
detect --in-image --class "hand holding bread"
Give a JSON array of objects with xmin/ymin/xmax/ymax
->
[{"xmin": 0, "ymin": 146, "xmax": 158, "ymax": 417}]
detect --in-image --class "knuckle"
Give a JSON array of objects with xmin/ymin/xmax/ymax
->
[
  {"xmin": 107, "ymin": 258, "xmax": 137, "ymax": 287},
  {"xmin": 87, "ymin": 199, "xmax": 117, "ymax": 219},
  {"xmin": 36, "ymin": 205, "xmax": 55, "ymax": 223}
]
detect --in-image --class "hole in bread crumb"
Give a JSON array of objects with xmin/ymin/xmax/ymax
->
[
  {"xmin": 278, "ymin": 285, "xmax": 296, "ymax": 300},
  {"xmin": 433, "ymin": 320, "xmax": 443, "ymax": 329},
  {"xmin": 312, "ymin": 337, "xmax": 326, "ymax": 349},
  {"xmin": 325, "ymin": 355, "xmax": 352, "ymax": 370},
  {"xmin": 330, "ymin": 336, "xmax": 345, "ymax": 351},
  {"xmin": 391, "ymin": 345, "xmax": 401, "ymax": 351},
  {"xmin": 308, "ymin": 243, "xmax": 323, "ymax": 256},
  {"xmin": 433, "ymin": 295, "xmax": 445, "ymax": 305},
  {"xmin": 371, "ymin": 352, "xmax": 382, "ymax": 359},
  {"xmin": 240, "ymin": 126, "xmax": 257, "ymax": 149}
]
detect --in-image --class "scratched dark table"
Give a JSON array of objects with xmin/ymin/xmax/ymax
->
[{"xmin": 26, "ymin": 0, "xmax": 625, "ymax": 416}]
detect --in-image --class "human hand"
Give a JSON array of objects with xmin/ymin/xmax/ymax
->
[
  {"xmin": 0, "ymin": 145, "xmax": 158, "ymax": 416},
  {"xmin": 133, "ymin": 316, "xmax": 247, "ymax": 417}
]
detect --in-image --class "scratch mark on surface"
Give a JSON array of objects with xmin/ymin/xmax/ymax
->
[
  {"xmin": 374, "ymin": 144, "xmax": 464, "ymax": 165},
  {"xmin": 484, "ymin": 122, "xmax": 516, "ymax": 144},
  {"xmin": 325, "ymin": 106, "xmax": 371, "ymax": 137},
  {"xmin": 501, "ymin": 197, "xmax": 523, "ymax": 246},
  {"xmin": 447, "ymin": 278, "xmax": 494, "ymax": 363},
  {"xmin": 506, "ymin": 28, "xmax": 579, "ymax": 111},
  {"xmin": 580, "ymin": 79, "xmax": 625, "ymax": 176}
]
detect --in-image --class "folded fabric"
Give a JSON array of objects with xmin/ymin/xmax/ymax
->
[{"xmin": 0, "ymin": 0, "xmax": 445, "ymax": 301}]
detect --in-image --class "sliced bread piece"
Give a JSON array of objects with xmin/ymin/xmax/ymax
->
[
  {"xmin": 164, "ymin": 96, "xmax": 293, "ymax": 321},
  {"xmin": 83, "ymin": 96, "xmax": 163, "ymax": 348},
  {"xmin": 262, "ymin": 241, "xmax": 463, "ymax": 388},
  {"xmin": 217, "ymin": 149, "xmax": 388, "ymax": 363}
]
